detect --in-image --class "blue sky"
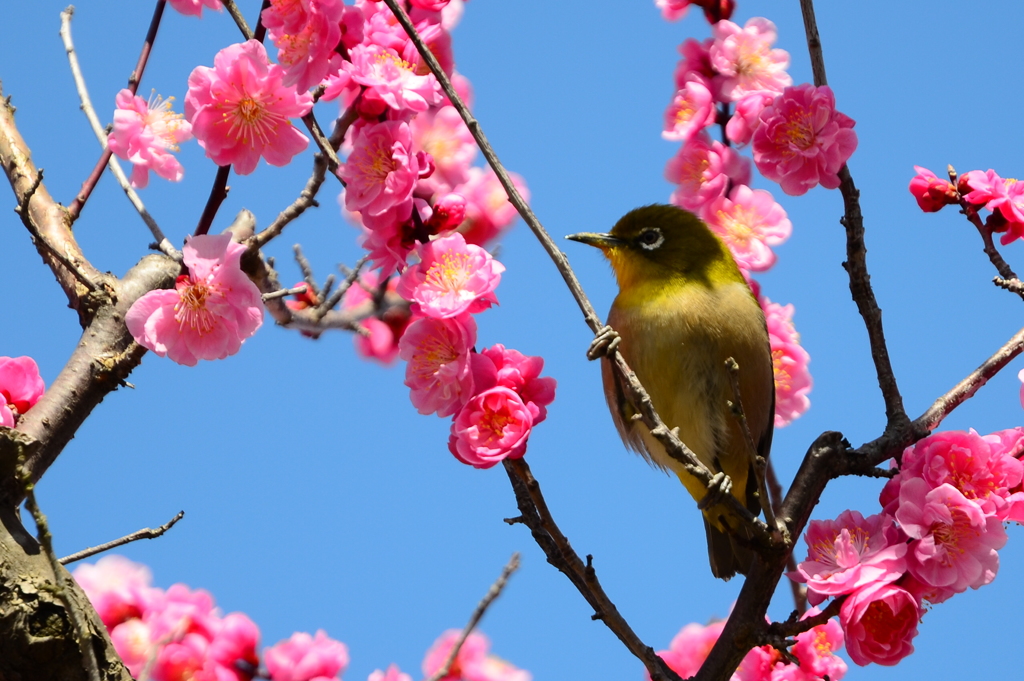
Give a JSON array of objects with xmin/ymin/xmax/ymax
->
[{"xmin": 2, "ymin": 1, "xmax": 1024, "ymax": 680}]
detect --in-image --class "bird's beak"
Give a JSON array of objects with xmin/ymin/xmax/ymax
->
[{"xmin": 565, "ymin": 232, "xmax": 623, "ymax": 250}]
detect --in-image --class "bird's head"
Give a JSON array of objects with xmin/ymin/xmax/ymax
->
[{"xmin": 567, "ymin": 204, "xmax": 745, "ymax": 293}]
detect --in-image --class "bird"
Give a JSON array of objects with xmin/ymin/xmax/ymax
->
[{"xmin": 567, "ymin": 204, "xmax": 775, "ymax": 580}]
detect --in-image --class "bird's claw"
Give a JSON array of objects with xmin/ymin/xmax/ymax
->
[
  {"xmin": 587, "ymin": 325, "xmax": 621, "ymax": 361},
  {"xmin": 697, "ymin": 472, "xmax": 733, "ymax": 510}
]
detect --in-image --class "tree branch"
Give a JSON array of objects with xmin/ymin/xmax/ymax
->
[
  {"xmin": 502, "ymin": 458, "xmax": 683, "ymax": 681},
  {"xmin": 60, "ymin": 511, "xmax": 186, "ymax": 565}
]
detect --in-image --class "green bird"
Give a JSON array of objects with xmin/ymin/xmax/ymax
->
[{"xmin": 568, "ymin": 204, "xmax": 774, "ymax": 580}]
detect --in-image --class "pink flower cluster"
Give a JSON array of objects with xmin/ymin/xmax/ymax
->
[
  {"xmin": 658, "ymin": 12, "xmax": 825, "ymax": 428},
  {"xmin": 422, "ymin": 630, "xmax": 530, "ymax": 681},
  {"xmin": 646, "ymin": 611, "xmax": 846, "ymax": 681},
  {"xmin": 912, "ymin": 166, "xmax": 1024, "ymax": 245},
  {"xmin": 126, "ymin": 234, "xmax": 264, "ymax": 366},
  {"xmin": 323, "ymin": 1, "xmax": 528, "ymax": 275},
  {"xmin": 0, "ymin": 356, "xmax": 44, "ymax": 428},
  {"xmin": 791, "ymin": 428, "xmax": 1024, "ymax": 666},
  {"xmin": 73, "ymin": 555, "xmax": 264, "ymax": 681},
  {"xmin": 395, "ymin": 232, "xmax": 555, "ymax": 468},
  {"xmin": 75, "ymin": 556, "xmax": 531, "ymax": 681}
]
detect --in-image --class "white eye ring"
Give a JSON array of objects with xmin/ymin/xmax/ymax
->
[{"xmin": 638, "ymin": 227, "xmax": 664, "ymax": 251}]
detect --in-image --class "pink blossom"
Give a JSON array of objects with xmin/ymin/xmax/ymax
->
[
  {"xmin": 662, "ymin": 77, "xmax": 716, "ymax": 142},
  {"xmin": 422, "ymin": 630, "xmax": 490, "ymax": 681},
  {"xmin": 399, "ymin": 315, "xmax": 477, "ymax": 416},
  {"xmin": 761, "ymin": 298, "xmax": 811, "ymax": 426},
  {"xmin": 453, "ymin": 167, "xmax": 528, "ymax": 247},
  {"xmin": 422, "ymin": 630, "xmax": 530, "ymax": 681},
  {"xmin": 752, "ymin": 84, "xmax": 857, "ymax": 196},
  {"xmin": 792, "ymin": 511, "xmax": 906, "ymax": 605},
  {"xmin": 725, "ymin": 92, "xmax": 774, "ymax": 146},
  {"xmin": 368, "ymin": 665, "xmax": 412, "ymax": 681},
  {"xmin": 340, "ymin": 120, "xmax": 422, "ymax": 224},
  {"xmin": 427, "ymin": 193, "xmax": 468, "ymax": 232},
  {"xmin": 110, "ymin": 619, "xmax": 154, "ymax": 677},
  {"xmin": 673, "ymin": 38, "xmax": 716, "ymax": 88},
  {"xmin": 397, "ymin": 232, "xmax": 504, "ymax": 318},
  {"xmin": 790, "ymin": 609, "xmax": 846, "ymax": 681},
  {"xmin": 896, "ymin": 479, "xmax": 1006, "ymax": 595},
  {"xmin": 478, "ymin": 345, "xmax": 557, "ymax": 425},
  {"xmin": 656, "ymin": 0, "xmax": 692, "ymax": 21},
  {"xmin": 0, "ymin": 355, "xmax": 44, "ymax": 421},
  {"xmin": 72, "ymin": 555, "xmax": 156, "ymax": 630},
  {"xmin": 411, "ymin": 106, "xmax": 476, "ymax": 188},
  {"xmin": 108, "ymin": 90, "xmax": 193, "ymax": 188},
  {"xmin": 448, "ymin": 386, "xmax": 534, "ymax": 468},
  {"xmin": 125, "ymin": 234, "xmax": 264, "ymax": 367},
  {"xmin": 168, "ymin": 0, "xmax": 222, "ymax": 16},
  {"xmin": 710, "ymin": 18, "xmax": 791, "ymax": 101},
  {"xmin": 345, "ymin": 43, "xmax": 441, "ymax": 114},
  {"xmin": 646, "ymin": 621, "xmax": 724, "ymax": 680},
  {"xmin": 960, "ymin": 169, "xmax": 1011, "ymax": 211},
  {"xmin": 265, "ymin": 630, "xmax": 350, "ymax": 681},
  {"xmin": 704, "ymin": 184, "xmax": 791, "ymax": 272},
  {"xmin": 666, "ymin": 132, "xmax": 751, "ymax": 213},
  {"xmin": 839, "ymin": 582, "xmax": 920, "ymax": 666},
  {"xmin": 185, "ymin": 40, "xmax": 313, "ymax": 175},
  {"xmin": 264, "ymin": 0, "xmax": 345, "ymax": 93},
  {"xmin": 889, "ymin": 429, "xmax": 1024, "ymax": 522},
  {"xmin": 908, "ymin": 166, "xmax": 958, "ymax": 213}
]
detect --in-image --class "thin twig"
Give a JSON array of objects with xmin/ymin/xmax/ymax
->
[
  {"xmin": 799, "ymin": 0, "xmax": 907, "ymax": 433},
  {"xmin": 17, "ymin": 455, "xmax": 101, "ymax": 681},
  {"xmin": 724, "ymin": 357, "xmax": 778, "ymax": 533},
  {"xmin": 425, "ymin": 554, "xmax": 521, "ymax": 681},
  {"xmin": 195, "ymin": 165, "xmax": 231, "ymax": 236},
  {"xmin": 767, "ymin": 596, "xmax": 843, "ymax": 640},
  {"xmin": 262, "ymin": 284, "xmax": 308, "ymax": 301},
  {"xmin": 220, "ymin": 0, "xmax": 252, "ymax": 37},
  {"xmin": 383, "ymin": 0, "xmax": 766, "ymax": 543},
  {"xmin": 766, "ymin": 461, "xmax": 806, "ymax": 615},
  {"xmin": 317, "ymin": 254, "xmax": 369, "ymax": 318},
  {"xmin": 294, "ymin": 244, "xmax": 318, "ymax": 291},
  {"xmin": 69, "ymin": 0, "xmax": 167, "ymax": 219},
  {"xmin": 59, "ymin": 511, "xmax": 185, "ymax": 565},
  {"xmin": 60, "ymin": 7, "xmax": 180, "ymax": 259}
]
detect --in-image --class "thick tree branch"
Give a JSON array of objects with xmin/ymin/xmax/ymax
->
[
  {"xmin": 0, "ymin": 84, "xmax": 102, "ymax": 316},
  {"xmin": 502, "ymin": 459, "xmax": 683, "ymax": 681}
]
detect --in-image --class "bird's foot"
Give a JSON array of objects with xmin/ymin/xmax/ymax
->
[
  {"xmin": 697, "ymin": 472, "xmax": 733, "ymax": 510},
  {"xmin": 587, "ymin": 325, "xmax": 621, "ymax": 360}
]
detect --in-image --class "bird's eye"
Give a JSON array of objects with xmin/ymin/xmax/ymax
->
[{"xmin": 637, "ymin": 228, "xmax": 664, "ymax": 251}]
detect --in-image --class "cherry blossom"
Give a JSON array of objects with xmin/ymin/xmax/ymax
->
[
  {"xmin": 185, "ymin": 40, "xmax": 313, "ymax": 175},
  {"xmin": 422, "ymin": 629, "xmax": 530, "ymax": 681},
  {"xmin": 477, "ymin": 345, "xmax": 557, "ymax": 425},
  {"xmin": 264, "ymin": 630, "xmax": 350, "ymax": 681},
  {"xmin": 792, "ymin": 511, "xmax": 906, "ymax": 606},
  {"xmin": 107, "ymin": 90, "xmax": 193, "ymax": 188},
  {"xmin": 168, "ymin": 0, "xmax": 222, "ymax": 16},
  {"xmin": 839, "ymin": 582, "xmax": 921, "ymax": 666},
  {"xmin": 125, "ymin": 234, "xmax": 264, "ymax": 367},
  {"xmin": 368, "ymin": 665, "xmax": 413, "ymax": 681},
  {"xmin": 0, "ymin": 355, "xmax": 44, "ymax": 425},
  {"xmin": 453, "ymin": 167, "xmax": 529, "ymax": 247},
  {"xmin": 725, "ymin": 92, "xmax": 774, "ymax": 147},
  {"xmin": 345, "ymin": 43, "xmax": 441, "ymax": 114},
  {"xmin": 752, "ymin": 84, "xmax": 857, "ymax": 196},
  {"xmin": 264, "ymin": 0, "xmax": 346, "ymax": 92},
  {"xmin": 662, "ymin": 76, "xmax": 716, "ymax": 143},
  {"xmin": 448, "ymin": 386, "xmax": 533, "ymax": 468},
  {"xmin": 666, "ymin": 131, "xmax": 751, "ymax": 213},
  {"xmin": 704, "ymin": 184, "xmax": 791, "ymax": 272},
  {"xmin": 761, "ymin": 298, "xmax": 811, "ymax": 426},
  {"xmin": 397, "ymin": 232, "xmax": 504, "ymax": 319},
  {"xmin": 710, "ymin": 18, "xmax": 791, "ymax": 100},
  {"xmin": 908, "ymin": 165, "xmax": 958, "ymax": 212},
  {"xmin": 399, "ymin": 314, "xmax": 477, "ymax": 417},
  {"xmin": 339, "ymin": 120, "xmax": 423, "ymax": 228}
]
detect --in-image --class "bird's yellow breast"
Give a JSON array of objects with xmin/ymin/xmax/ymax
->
[{"xmin": 602, "ymin": 277, "xmax": 774, "ymax": 507}]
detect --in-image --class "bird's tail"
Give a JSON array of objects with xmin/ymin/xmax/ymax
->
[{"xmin": 703, "ymin": 517, "xmax": 755, "ymax": 581}]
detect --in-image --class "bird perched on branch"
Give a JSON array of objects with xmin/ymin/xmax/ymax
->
[{"xmin": 568, "ymin": 204, "xmax": 774, "ymax": 580}]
